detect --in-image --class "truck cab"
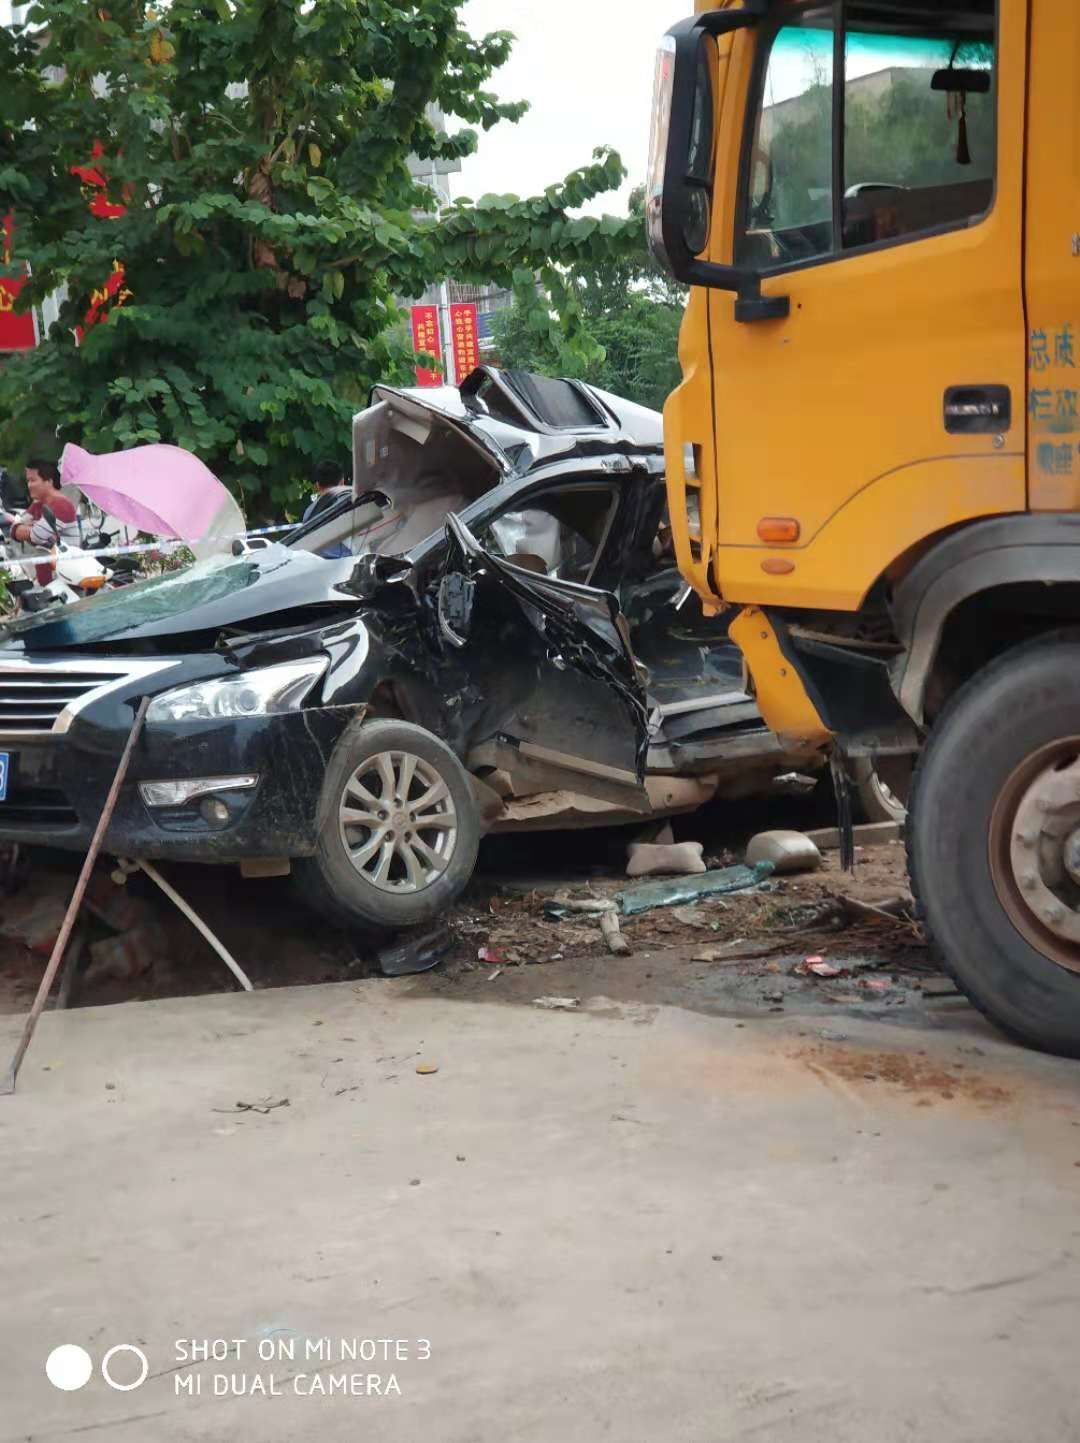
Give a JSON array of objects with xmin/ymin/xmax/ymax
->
[{"xmin": 650, "ymin": 1, "xmax": 1080, "ymax": 1055}]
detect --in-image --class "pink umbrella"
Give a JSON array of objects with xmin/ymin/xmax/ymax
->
[{"xmin": 60, "ymin": 442, "xmax": 245, "ymax": 546}]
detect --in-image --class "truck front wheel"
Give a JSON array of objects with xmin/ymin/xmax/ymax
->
[{"xmin": 909, "ymin": 634, "xmax": 1080, "ymax": 1056}]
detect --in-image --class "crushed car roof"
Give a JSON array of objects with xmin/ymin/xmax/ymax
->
[{"xmin": 366, "ymin": 366, "xmax": 663, "ymax": 479}]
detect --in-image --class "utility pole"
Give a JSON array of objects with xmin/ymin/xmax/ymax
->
[{"xmin": 430, "ymin": 161, "xmax": 455, "ymax": 388}]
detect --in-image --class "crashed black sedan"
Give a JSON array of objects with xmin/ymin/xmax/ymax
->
[{"xmin": 0, "ymin": 368, "xmax": 890, "ymax": 931}]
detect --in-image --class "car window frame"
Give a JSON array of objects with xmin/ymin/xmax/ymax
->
[
  {"xmin": 735, "ymin": 0, "xmax": 1000, "ymax": 280},
  {"xmin": 470, "ymin": 478, "xmax": 623, "ymax": 588}
]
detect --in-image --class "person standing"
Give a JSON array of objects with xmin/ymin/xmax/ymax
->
[
  {"xmin": 7, "ymin": 459, "xmax": 81, "ymax": 584},
  {"xmin": 301, "ymin": 459, "xmax": 351, "ymax": 559}
]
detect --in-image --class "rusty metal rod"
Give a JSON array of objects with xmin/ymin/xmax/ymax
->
[{"xmin": 0, "ymin": 696, "xmax": 150, "ymax": 1095}]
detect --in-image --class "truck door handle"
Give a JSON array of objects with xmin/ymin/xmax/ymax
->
[{"xmin": 944, "ymin": 385, "xmax": 1011, "ymax": 435}]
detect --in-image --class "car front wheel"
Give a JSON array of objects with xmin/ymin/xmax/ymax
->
[{"xmin": 297, "ymin": 717, "xmax": 480, "ymax": 933}]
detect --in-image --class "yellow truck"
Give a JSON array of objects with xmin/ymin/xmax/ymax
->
[{"xmin": 648, "ymin": 0, "xmax": 1080, "ymax": 1054}]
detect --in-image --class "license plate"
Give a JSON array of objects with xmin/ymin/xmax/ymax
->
[{"xmin": 0, "ymin": 753, "xmax": 8, "ymax": 802}]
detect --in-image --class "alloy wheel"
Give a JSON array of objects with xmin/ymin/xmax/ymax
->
[{"xmin": 338, "ymin": 749, "xmax": 458, "ymax": 894}]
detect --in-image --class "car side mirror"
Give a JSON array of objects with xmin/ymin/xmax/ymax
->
[
  {"xmin": 437, "ymin": 572, "xmax": 475, "ymax": 649},
  {"xmin": 344, "ymin": 552, "xmax": 411, "ymax": 601}
]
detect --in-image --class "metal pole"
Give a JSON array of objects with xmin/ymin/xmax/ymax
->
[
  {"xmin": 439, "ymin": 277, "xmax": 456, "ymax": 388},
  {"xmin": 0, "ymin": 696, "xmax": 150, "ymax": 1094},
  {"xmin": 430, "ymin": 160, "xmax": 455, "ymax": 388}
]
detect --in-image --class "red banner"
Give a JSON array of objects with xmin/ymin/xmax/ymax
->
[
  {"xmin": 450, "ymin": 303, "xmax": 480, "ymax": 382},
  {"xmin": 0, "ymin": 214, "xmax": 37, "ymax": 352},
  {"xmin": 72, "ymin": 141, "xmax": 130, "ymax": 337},
  {"xmin": 410, "ymin": 304, "xmax": 442, "ymax": 387}
]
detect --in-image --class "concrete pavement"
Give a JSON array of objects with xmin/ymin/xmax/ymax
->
[{"xmin": 3, "ymin": 980, "xmax": 1080, "ymax": 1440}]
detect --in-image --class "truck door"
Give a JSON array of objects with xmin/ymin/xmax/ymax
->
[{"xmin": 706, "ymin": 0, "xmax": 1027, "ymax": 614}]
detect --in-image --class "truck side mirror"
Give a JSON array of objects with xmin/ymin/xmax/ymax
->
[{"xmin": 647, "ymin": 4, "xmax": 789, "ymax": 323}]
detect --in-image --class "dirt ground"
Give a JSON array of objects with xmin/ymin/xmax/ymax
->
[{"xmin": 0, "ymin": 788, "xmax": 956, "ymax": 1038}]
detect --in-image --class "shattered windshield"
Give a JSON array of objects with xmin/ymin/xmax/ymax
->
[{"xmin": 0, "ymin": 553, "xmax": 263, "ymax": 648}]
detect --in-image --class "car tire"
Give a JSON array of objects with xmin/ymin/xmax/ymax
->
[
  {"xmin": 908, "ymin": 633, "xmax": 1080, "ymax": 1057},
  {"xmin": 295, "ymin": 717, "xmax": 480, "ymax": 933},
  {"xmin": 852, "ymin": 755, "xmax": 911, "ymax": 825}
]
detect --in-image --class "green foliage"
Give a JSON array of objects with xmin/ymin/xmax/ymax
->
[
  {"xmin": 0, "ymin": 0, "xmax": 640, "ymax": 517},
  {"xmin": 492, "ymin": 188, "xmax": 685, "ymax": 414}
]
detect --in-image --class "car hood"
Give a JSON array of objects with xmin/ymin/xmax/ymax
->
[{"xmin": 1, "ymin": 545, "xmax": 360, "ymax": 651}]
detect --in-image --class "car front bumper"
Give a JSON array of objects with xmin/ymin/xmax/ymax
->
[{"xmin": 0, "ymin": 652, "xmax": 355, "ymax": 861}]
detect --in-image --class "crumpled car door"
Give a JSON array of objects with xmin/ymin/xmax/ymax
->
[{"xmin": 440, "ymin": 512, "xmax": 651, "ymax": 786}]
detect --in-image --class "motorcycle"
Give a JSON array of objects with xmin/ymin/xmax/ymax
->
[{"xmin": 0, "ymin": 505, "xmax": 138, "ymax": 613}]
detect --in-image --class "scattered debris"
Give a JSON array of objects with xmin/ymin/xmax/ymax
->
[
  {"xmin": 0, "ymin": 893, "xmax": 70, "ymax": 957},
  {"xmin": 544, "ymin": 895, "xmax": 616, "ymax": 919},
  {"xmin": 532, "ymin": 996, "xmax": 581, "ymax": 1010},
  {"xmin": 415, "ymin": 1062, "xmax": 439, "ymax": 1075},
  {"xmin": 487, "ymin": 967, "xmax": 504, "ymax": 982},
  {"xmin": 378, "ymin": 928, "xmax": 452, "ymax": 977},
  {"xmin": 921, "ymin": 975, "xmax": 962, "ymax": 999},
  {"xmin": 478, "ymin": 945, "xmax": 507, "ymax": 964},
  {"xmin": 85, "ymin": 869, "xmax": 161, "ymax": 934},
  {"xmin": 692, "ymin": 938, "xmax": 786, "ymax": 964},
  {"xmin": 745, "ymin": 829, "xmax": 823, "ymax": 875},
  {"xmin": 212, "ymin": 1097, "xmax": 290, "ymax": 1115},
  {"xmin": 84, "ymin": 925, "xmax": 165, "ymax": 986},
  {"xmin": 837, "ymin": 894, "xmax": 916, "ymax": 926},
  {"xmin": 671, "ymin": 904, "xmax": 724, "ymax": 928},
  {"xmin": 625, "ymin": 841, "xmax": 707, "ymax": 878},
  {"xmin": 795, "ymin": 957, "xmax": 846, "ymax": 979},
  {"xmin": 804, "ymin": 821, "xmax": 904, "ymax": 851},
  {"xmin": 618, "ymin": 861, "xmax": 774, "ymax": 917},
  {"xmin": 599, "ymin": 909, "xmax": 631, "ymax": 957}
]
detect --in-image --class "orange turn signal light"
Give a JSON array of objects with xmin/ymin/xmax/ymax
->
[
  {"xmin": 756, "ymin": 517, "xmax": 800, "ymax": 544},
  {"xmin": 78, "ymin": 575, "xmax": 107, "ymax": 592}
]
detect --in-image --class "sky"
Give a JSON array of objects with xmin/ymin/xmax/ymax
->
[{"xmin": 454, "ymin": 0, "xmax": 690, "ymax": 216}]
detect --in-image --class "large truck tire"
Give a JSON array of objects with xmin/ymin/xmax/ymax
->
[{"xmin": 908, "ymin": 633, "xmax": 1080, "ymax": 1056}]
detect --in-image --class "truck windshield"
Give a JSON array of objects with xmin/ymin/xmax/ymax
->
[{"xmin": 739, "ymin": 3, "xmax": 995, "ymax": 267}]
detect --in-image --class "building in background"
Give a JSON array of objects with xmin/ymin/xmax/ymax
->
[{"xmin": 406, "ymin": 106, "xmax": 519, "ymax": 385}]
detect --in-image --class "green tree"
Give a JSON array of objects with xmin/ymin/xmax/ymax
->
[
  {"xmin": 492, "ymin": 189, "xmax": 686, "ymax": 413},
  {"xmin": 0, "ymin": 0, "xmax": 639, "ymax": 516}
]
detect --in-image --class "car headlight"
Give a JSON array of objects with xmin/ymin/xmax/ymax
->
[{"xmin": 146, "ymin": 659, "xmax": 328, "ymax": 724}]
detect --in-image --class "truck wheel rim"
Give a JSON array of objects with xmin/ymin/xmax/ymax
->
[
  {"xmin": 989, "ymin": 739, "xmax": 1080, "ymax": 974},
  {"xmin": 338, "ymin": 750, "xmax": 458, "ymax": 895}
]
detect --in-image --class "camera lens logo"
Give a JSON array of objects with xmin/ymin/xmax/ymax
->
[
  {"xmin": 45, "ymin": 1344, "xmax": 149, "ymax": 1392},
  {"xmin": 45, "ymin": 1346, "xmax": 93, "ymax": 1392}
]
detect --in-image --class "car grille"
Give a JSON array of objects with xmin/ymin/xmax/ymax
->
[
  {"xmin": 0, "ymin": 781, "xmax": 78, "ymax": 829},
  {"xmin": 0, "ymin": 664, "xmax": 130, "ymax": 737}
]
